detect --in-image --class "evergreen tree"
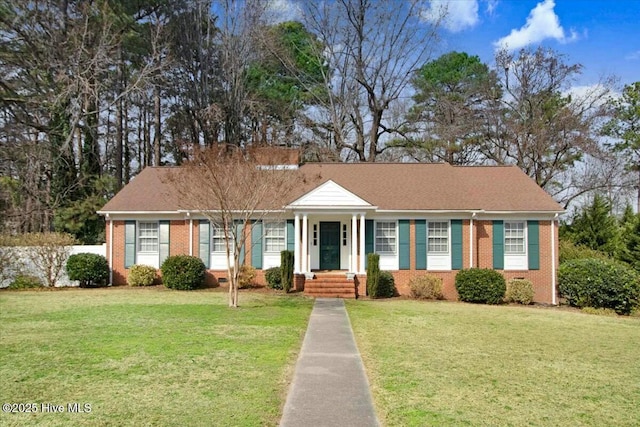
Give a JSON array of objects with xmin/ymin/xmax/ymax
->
[{"xmin": 566, "ymin": 194, "xmax": 621, "ymax": 257}]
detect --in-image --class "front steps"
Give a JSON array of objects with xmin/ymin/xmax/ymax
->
[{"xmin": 303, "ymin": 273, "xmax": 360, "ymax": 299}]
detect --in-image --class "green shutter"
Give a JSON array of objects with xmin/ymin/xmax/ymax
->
[
  {"xmin": 493, "ymin": 220, "xmax": 504, "ymax": 270},
  {"xmin": 415, "ymin": 220, "xmax": 427, "ymax": 270},
  {"xmin": 159, "ymin": 220, "xmax": 170, "ymax": 266},
  {"xmin": 528, "ymin": 220, "xmax": 540, "ymax": 270},
  {"xmin": 199, "ymin": 220, "xmax": 210, "ymax": 268},
  {"xmin": 251, "ymin": 220, "xmax": 263, "ymax": 269},
  {"xmin": 399, "ymin": 220, "xmax": 410, "ymax": 270},
  {"xmin": 451, "ymin": 220, "xmax": 463, "ymax": 270},
  {"xmin": 235, "ymin": 220, "xmax": 245, "ymax": 265},
  {"xmin": 365, "ymin": 220, "xmax": 374, "ymax": 268},
  {"xmin": 286, "ymin": 219, "xmax": 295, "ymax": 251},
  {"xmin": 124, "ymin": 221, "xmax": 136, "ymax": 268}
]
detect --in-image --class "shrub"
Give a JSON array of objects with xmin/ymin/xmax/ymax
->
[
  {"xmin": 15, "ymin": 232, "xmax": 77, "ymax": 287},
  {"xmin": 127, "ymin": 265, "xmax": 157, "ymax": 287},
  {"xmin": 237, "ymin": 265, "xmax": 257, "ymax": 289},
  {"xmin": 409, "ymin": 274, "xmax": 444, "ymax": 300},
  {"xmin": 160, "ymin": 255, "xmax": 206, "ymax": 290},
  {"xmin": 455, "ymin": 268, "xmax": 506, "ymax": 304},
  {"xmin": 366, "ymin": 253, "xmax": 380, "ymax": 297},
  {"xmin": 559, "ymin": 240, "xmax": 611, "ymax": 264},
  {"xmin": 66, "ymin": 253, "xmax": 109, "ymax": 287},
  {"xmin": 265, "ymin": 266, "xmax": 282, "ymax": 290},
  {"xmin": 370, "ymin": 271, "xmax": 395, "ymax": 299},
  {"xmin": 505, "ymin": 279, "xmax": 535, "ymax": 305},
  {"xmin": 558, "ymin": 258, "xmax": 640, "ymax": 315},
  {"xmin": 281, "ymin": 250, "xmax": 294, "ymax": 292},
  {"xmin": 9, "ymin": 274, "xmax": 43, "ymax": 289},
  {"xmin": 581, "ymin": 307, "xmax": 618, "ymax": 317}
]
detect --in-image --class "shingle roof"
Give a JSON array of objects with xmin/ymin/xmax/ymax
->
[{"xmin": 99, "ymin": 163, "xmax": 564, "ymax": 213}]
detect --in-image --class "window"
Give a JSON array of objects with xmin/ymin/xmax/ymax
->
[
  {"xmin": 211, "ymin": 223, "xmax": 227, "ymax": 253},
  {"xmin": 428, "ymin": 221, "xmax": 449, "ymax": 253},
  {"xmin": 264, "ymin": 222, "xmax": 285, "ymax": 252},
  {"xmin": 138, "ymin": 222, "xmax": 158, "ymax": 252},
  {"xmin": 375, "ymin": 221, "xmax": 396, "ymax": 253},
  {"xmin": 504, "ymin": 221, "xmax": 525, "ymax": 254}
]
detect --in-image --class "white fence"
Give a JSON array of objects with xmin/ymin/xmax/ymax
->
[{"xmin": 0, "ymin": 244, "xmax": 107, "ymax": 288}]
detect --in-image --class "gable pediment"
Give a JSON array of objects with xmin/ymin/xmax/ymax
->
[{"xmin": 288, "ymin": 180, "xmax": 372, "ymax": 208}]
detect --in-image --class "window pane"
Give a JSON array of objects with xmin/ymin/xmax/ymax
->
[
  {"xmin": 504, "ymin": 222, "xmax": 525, "ymax": 254},
  {"xmin": 428, "ymin": 221, "xmax": 448, "ymax": 253},
  {"xmin": 211, "ymin": 223, "xmax": 228, "ymax": 253},
  {"xmin": 375, "ymin": 222, "xmax": 396, "ymax": 252},
  {"xmin": 265, "ymin": 222, "xmax": 285, "ymax": 252},
  {"xmin": 138, "ymin": 222, "xmax": 158, "ymax": 252}
]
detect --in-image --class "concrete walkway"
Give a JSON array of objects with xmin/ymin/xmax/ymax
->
[{"xmin": 280, "ymin": 298, "xmax": 379, "ymax": 427}]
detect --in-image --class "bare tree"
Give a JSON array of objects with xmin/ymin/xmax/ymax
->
[
  {"xmin": 166, "ymin": 146, "xmax": 299, "ymax": 307},
  {"xmin": 482, "ymin": 47, "xmax": 614, "ymax": 205},
  {"xmin": 301, "ymin": 0, "xmax": 442, "ymax": 161}
]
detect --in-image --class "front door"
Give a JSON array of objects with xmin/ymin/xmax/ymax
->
[{"xmin": 319, "ymin": 222, "xmax": 341, "ymax": 270}]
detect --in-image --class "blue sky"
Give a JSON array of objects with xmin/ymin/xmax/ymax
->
[
  {"xmin": 429, "ymin": 0, "xmax": 640, "ymax": 88},
  {"xmin": 270, "ymin": 0, "xmax": 639, "ymax": 89}
]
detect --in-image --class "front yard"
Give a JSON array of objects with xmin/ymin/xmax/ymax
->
[
  {"xmin": 0, "ymin": 288, "xmax": 313, "ymax": 427},
  {"xmin": 346, "ymin": 299, "xmax": 640, "ymax": 426},
  {"xmin": 2, "ymin": 288, "xmax": 639, "ymax": 427}
]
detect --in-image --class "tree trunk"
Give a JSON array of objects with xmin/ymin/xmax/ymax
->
[{"xmin": 154, "ymin": 85, "xmax": 161, "ymax": 166}]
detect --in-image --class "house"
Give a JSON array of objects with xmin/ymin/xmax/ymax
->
[{"xmin": 98, "ymin": 160, "xmax": 564, "ymax": 303}]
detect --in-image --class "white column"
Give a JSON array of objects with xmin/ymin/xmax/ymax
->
[
  {"xmin": 294, "ymin": 213, "xmax": 301, "ymax": 273},
  {"xmin": 351, "ymin": 214, "xmax": 358, "ymax": 272},
  {"xmin": 359, "ymin": 214, "xmax": 366, "ymax": 273},
  {"xmin": 469, "ymin": 214, "xmax": 474, "ymax": 268},
  {"xmin": 551, "ymin": 215, "xmax": 558, "ymax": 305},
  {"xmin": 302, "ymin": 214, "xmax": 308, "ymax": 273},
  {"xmin": 108, "ymin": 216, "xmax": 113, "ymax": 285}
]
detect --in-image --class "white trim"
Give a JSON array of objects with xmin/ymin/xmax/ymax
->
[
  {"xmin": 302, "ymin": 214, "xmax": 309, "ymax": 273},
  {"xmin": 351, "ymin": 214, "xmax": 358, "ymax": 273},
  {"xmin": 294, "ymin": 214, "xmax": 301, "ymax": 273},
  {"xmin": 288, "ymin": 179, "xmax": 373, "ymax": 208},
  {"xmin": 359, "ymin": 214, "xmax": 366, "ymax": 273},
  {"xmin": 109, "ymin": 217, "xmax": 113, "ymax": 285},
  {"xmin": 189, "ymin": 218, "xmax": 193, "ymax": 256},
  {"xmin": 551, "ymin": 214, "xmax": 558, "ymax": 305},
  {"xmin": 469, "ymin": 214, "xmax": 475, "ymax": 268}
]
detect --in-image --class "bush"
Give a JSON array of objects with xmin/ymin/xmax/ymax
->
[
  {"xmin": 371, "ymin": 271, "xmax": 395, "ymax": 299},
  {"xmin": 559, "ymin": 240, "xmax": 612, "ymax": 264},
  {"xmin": 581, "ymin": 307, "xmax": 618, "ymax": 317},
  {"xmin": 127, "ymin": 265, "xmax": 157, "ymax": 286},
  {"xmin": 455, "ymin": 268, "xmax": 506, "ymax": 304},
  {"xmin": 558, "ymin": 258, "xmax": 640, "ymax": 315},
  {"xmin": 281, "ymin": 250, "xmax": 294, "ymax": 292},
  {"xmin": 160, "ymin": 255, "xmax": 206, "ymax": 290},
  {"xmin": 237, "ymin": 265, "xmax": 257, "ymax": 289},
  {"xmin": 505, "ymin": 279, "xmax": 535, "ymax": 305},
  {"xmin": 66, "ymin": 253, "xmax": 109, "ymax": 287},
  {"xmin": 265, "ymin": 266, "xmax": 282, "ymax": 290},
  {"xmin": 366, "ymin": 253, "xmax": 380, "ymax": 297},
  {"xmin": 9, "ymin": 274, "xmax": 43, "ymax": 289},
  {"xmin": 409, "ymin": 274, "xmax": 443, "ymax": 300}
]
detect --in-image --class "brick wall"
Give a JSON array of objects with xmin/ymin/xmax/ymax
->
[{"xmin": 107, "ymin": 217, "xmax": 559, "ymax": 303}]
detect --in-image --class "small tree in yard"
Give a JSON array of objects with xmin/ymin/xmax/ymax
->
[
  {"xmin": 167, "ymin": 146, "xmax": 299, "ymax": 307},
  {"xmin": 17, "ymin": 233, "xmax": 77, "ymax": 287}
]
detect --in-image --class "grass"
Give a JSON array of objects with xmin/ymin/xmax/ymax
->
[
  {"xmin": 346, "ymin": 299, "xmax": 640, "ymax": 427},
  {"xmin": 0, "ymin": 287, "xmax": 313, "ymax": 427}
]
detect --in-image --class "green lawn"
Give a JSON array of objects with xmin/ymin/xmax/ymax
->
[
  {"xmin": 0, "ymin": 287, "xmax": 313, "ymax": 427},
  {"xmin": 346, "ymin": 300, "xmax": 640, "ymax": 427}
]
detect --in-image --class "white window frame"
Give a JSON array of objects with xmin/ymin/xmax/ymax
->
[
  {"xmin": 211, "ymin": 222, "xmax": 229, "ymax": 253},
  {"xmin": 375, "ymin": 221, "xmax": 397, "ymax": 253},
  {"xmin": 264, "ymin": 221, "xmax": 286, "ymax": 253},
  {"xmin": 504, "ymin": 221, "xmax": 526, "ymax": 255},
  {"xmin": 428, "ymin": 221, "xmax": 449, "ymax": 254},
  {"xmin": 137, "ymin": 221, "xmax": 159, "ymax": 252}
]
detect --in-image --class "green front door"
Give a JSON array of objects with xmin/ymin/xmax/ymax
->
[{"xmin": 319, "ymin": 222, "xmax": 341, "ymax": 270}]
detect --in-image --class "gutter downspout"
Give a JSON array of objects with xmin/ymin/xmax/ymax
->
[
  {"xmin": 108, "ymin": 214, "xmax": 113, "ymax": 286},
  {"xmin": 469, "ymin": 212, "xmax": 476, "ymax": 268},
  {"xmin": 187, "ymin": 213, "xmax": 193, "ymax": 256},
  {"xmin": 551, "ymin": 213, "xmax": 558, "ymax": 305}
]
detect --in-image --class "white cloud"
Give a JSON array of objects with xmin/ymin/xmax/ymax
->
[
  {"xmin": 625, "ymin": 50, "xmax": 640, "ymax": 60},
  {"xmin": 493, "ymin": 0, "xmax": 579, "ymax": 51},
  {"xmin": 421, "ymin": 0, "xmax": 480, "ymax": 33},
  {"xmin": 265, "ymin": 0, "xmax": 302, "ymax": 24},
  {"xmin": 485, "ymin": 0, "xmax": 499, "ymax": 15}
]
